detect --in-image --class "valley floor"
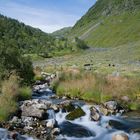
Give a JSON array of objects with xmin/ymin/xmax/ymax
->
[{"xmin": 33, "ymin": 43, "xmax": 140, "ymax": 78}]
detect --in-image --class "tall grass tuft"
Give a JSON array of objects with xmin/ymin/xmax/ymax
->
[
  {"xmin": 0, "ymin": 74, "xmax": 19, "ymax": 121},
  {"xmin": 53, "ymin": 68, "xmax": 140, "ymax": 104},
  {"xmin": 18, "ymin": 86, "xmax": 32, "ymax": 101}
]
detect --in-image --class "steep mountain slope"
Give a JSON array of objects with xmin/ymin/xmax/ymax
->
[
  {"xmin": 70, "ymin": 0, "xmax": 140, "ymax": 48},
  {"xmin": 51, "ymin": 27, "xmax": 72, "ymax": 37}
]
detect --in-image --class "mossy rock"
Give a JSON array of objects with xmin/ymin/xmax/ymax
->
[
  {"xmin": 66, "ymin": 107, "xmax": 85, "ymax": 120},
  {"xmin": 63, "ymin": 103, "xmax": 75, "ymax": 112},
  {"xmin": 109, "ymin": 120, "xmax": 128, "ymax": 130}
]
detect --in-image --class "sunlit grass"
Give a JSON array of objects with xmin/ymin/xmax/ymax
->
[
  {"xmin": 0, "ymin": 74, "xmax": 19, "ymax": 121},
  {"xmin": 53, "ymin": 69, "xmax": 140, "ymax": 105}
]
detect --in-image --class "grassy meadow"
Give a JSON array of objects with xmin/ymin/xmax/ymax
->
[
  {"xmin": 34, "ymin": 44, "xmax": 140, "ymax": 110},
  {"xmin": 52, "ymin": 68, "xmax": 140, "ymax": 105}
]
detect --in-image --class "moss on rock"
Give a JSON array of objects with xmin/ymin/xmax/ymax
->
[{"xmin": 66, "ymin": 107, "xmax": 85, "ymax": 120}]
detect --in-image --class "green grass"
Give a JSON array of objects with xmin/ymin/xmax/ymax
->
[
  {"xmin": 0, "ymin": 75, "xmax": 19, "ymax": 121},
  {"xmin": 18, "ymin": 86, "xmax": 32, "ymax": 101},
  {"xmin": 71, "ymin": 12, "xmax": 140, "ymax": 49},
  {"xmin": 52, "ymin": 69, "xmax": 140, "ymax": 105},
  {"xmin": 24, "ymin": 54, "xmax": 44, "ymax": 61},
  {"xmin": 128, "ymin": 102, "xmax": 140, "ymax": 111},
  {"xmin": 84, "ymin": 12, "xmax": 140, "ymax": 48},
  {"xmin": 0, "ymin": 75, "xmax": 32, "ymax": 121},
  {"xmin": 34, "ymin": 75, "xmax": 45, "ymax": 81},
  {"xmin": 70, "ymin": 0, "xmax": 140, "ymax": 49}
]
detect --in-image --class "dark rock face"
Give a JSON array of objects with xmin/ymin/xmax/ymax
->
[
  {"xmin": 59, "ymin": 121, "xmax": 95, "ymax": 138},
  {"xmin": 109, "ymin": 120, "xmax": 129, "ymax": 131},
  {"xmin": 66, "ymin": 107, "xmax": 85, "ymax": 120},
  {"xmin": 109, "ymin": 118, "xmax": 140, "ymax": 133}
]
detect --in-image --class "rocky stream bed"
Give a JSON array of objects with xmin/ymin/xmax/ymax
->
[{"xmin": 0, "ymin": 73, "xmax": 140, "ymax": 140}]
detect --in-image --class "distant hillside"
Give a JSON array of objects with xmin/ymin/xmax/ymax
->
[
  {"xmin": 0, "ymin": 14, "xmax": 88, "ymax": 58},
  {"xmin": 0, "ymin": 14, "xmax": 55, "ymax": 54},
  {"xmin": 70, "ymin": 0, "xmax": 140, "ymax": 48},
  {"xmin": 51, "ymin": 27, "xmax": 72, "ymax": 37}
]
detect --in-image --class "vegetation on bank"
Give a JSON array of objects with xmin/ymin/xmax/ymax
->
[
  {"xmin": 0, "ymin": 42, "xmax": 34, "ymax": 85},
  {"xmin": 1, "ymin": 0, "xmax": 140, "ymax": 122},
  {"xmin": 0, "ymin": 75, "xmax": 32, "ymax": 121},
  {"xmin": 0, "ymin": 40, "xmax": 34, "ymax": 121},
  {"xmin": 52, "ymin": 68, "xmax": 140, "ymax": 110},
  {"xmin": 0, "ymin": 75, "xmax": 19, "ymax": 121}
]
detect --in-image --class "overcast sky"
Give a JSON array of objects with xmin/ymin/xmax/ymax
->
[{"xmin": 0, "ymin": 0, "xmax": 96, "ymax": 33}]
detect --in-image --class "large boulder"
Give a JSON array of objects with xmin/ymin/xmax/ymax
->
[
  {"xmin": 59, "ymin": 100, "xmax": 75, "ymax": 113},
  {"xmin": 46, "ymin": 119, "xmax": 57, "ymax": 128},
  {"xmin": 99, "ymin": 105, "xmax": 108, "ymax": 116},
  {"xmin": 20, "ymin": 99, "xmax": 51, "ymax": 119},
  {"xmin": 109, "ymin": 120, "xmax": 129, "ymax": 131},
  {"xmin": 104, "ymin": 101, "xmax": 120, "ymax": 114},
  {"xmin": 50, "ymin": 104, "xmax": 59, "ymax": 113},
  {"xmin": 66, "ymin": 107, "xmax": 85, "ymax": 120},
  {"xmin": 121, "ymin": 96, "xmax": 130, "ymax": 102},
  {"xmin": 112, "ymin": 133, "xmax": 129, "ymax": 140},
  {"xmin": 90, "ymin": 106, "xmax": 101, "ymax": 121},
  {"xmin": 59, "ymin": 121, "xmax": 95, "ymax": 137},
  {"xmin": 104, "ymin": 101, "xmax": 118, "ymax": 111}
]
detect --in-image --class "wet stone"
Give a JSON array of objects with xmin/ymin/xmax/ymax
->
[
  {"xmin": 59, "ymin": 121, "xmax": 95, "ymax": 138},
  {"xmin": 66, "ymin": 107, "xmax": 85, "ymax": 120},
  {"xmin": 112, "ymin": 133, "xmax": 129, "ymax": 140}
]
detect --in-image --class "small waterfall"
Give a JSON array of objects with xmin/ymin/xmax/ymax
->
[
  {"xmin": 47, "ymin": 109, "xmax": 56, "ymax": 119},
  {"xmin": 55, "ymin": 105, "xmax": 140, "ymax": 140},
  {"xmin": 28, "ymin": 81, "xmax": 140, "ymax": 140}
]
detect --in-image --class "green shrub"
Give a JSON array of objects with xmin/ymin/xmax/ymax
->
[
  {"xmin": 34, "ymin": 75, "xmax": 45, "ymax": 81},
  {"xmin": 128, "ymin": 102, "xmax": 140, "ymax": 111},
  {"xmin": 18, "ymin": 86, "xmax": 32, "ymax": 101},
  {"xmin": 82, "ymin": 91, "xmax": 101, "ymax": 103},
  {"xmin": 0, "ymin": 44, "xmax": 34, "ymax": 85}
]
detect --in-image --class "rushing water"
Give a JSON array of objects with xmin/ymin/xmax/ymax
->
[
  {"xmin": 0, "ymin": 83, "xmax": 140, "ymax": 140},
  {"xmin": 54, "ymin": 105, "xmax": 140, "ymax": 140},
  {"xmin": 33, "ymin": 85, "xmax": 140, "ymax": 140}
]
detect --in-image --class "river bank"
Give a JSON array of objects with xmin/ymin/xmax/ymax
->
[{"xmin": 0, "ymin": 72, "xmax": 140, "ymax": 140}]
